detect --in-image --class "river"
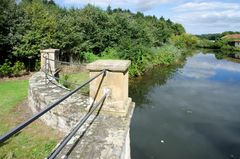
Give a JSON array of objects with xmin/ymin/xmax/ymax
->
[{"xmin": 130, "ymin": 51, "xmax": 240, "ymax": 159}]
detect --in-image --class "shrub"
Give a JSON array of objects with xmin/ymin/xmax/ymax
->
[
  {"xmin": 83, "ymin": 52, "xmax": 100, "ymax": 62},
  {"xmin": 129, "ymin": 63, "xmax": 143, "ymax": 77},
  {"xmin": 100, "ymin": 48, "xmax": 119, "ymax": 59},
  {"xmin": 60, "ymin": 74, "xmax": 71, "ymax": 88},
  {"xmin": 0, "ymin": 60, "xmax": 12, "ymax": 77},
  {"xmin": 12, "ymin": 61, "xmax": 25, "ymax": 76},
  {"xmin": 35, "ymin": 60, "xmax": 41, "ymax": 71},
  {"xmin": 170, "ymin": 34, "xmax": 199, "ymax": 49},
  {"xmin": 152, "ymin": 45, "xmax": 181, "ymax": 65}
]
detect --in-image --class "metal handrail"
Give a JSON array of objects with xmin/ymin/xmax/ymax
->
[
  {"xmin": 43, "ymin": 69, "xmax": 81, "ymax": 87},
  {"xmin": 48, "ymin": 93, "xmax": 108, "ymax": 159},
  {"xmin": 43, "ymin": 56, "xmax": 82, "ymax": 66},
  {"xmin": 0, "ymin": 69, "xmax": 106, "ymax": 143}
]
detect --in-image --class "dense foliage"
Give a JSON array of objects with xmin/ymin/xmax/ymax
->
[
  {"xmin": 170, "ymin": 34, "xmax": 199, "ymax": 49},
  {"xmin": 196, "ymin": 31, "xmax": 240, "ymax": 40},
  {"xmin": 196, "ymin": 31, "xmax": 240, "ymax": 59},
  {"xmin": 0, "ymin": 0, "xmax": 187, "ymax": 76}
]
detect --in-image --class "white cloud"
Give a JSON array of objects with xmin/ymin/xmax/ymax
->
[
  {"xmin": 62, "ymin": 0, "xmax": 175, "ymax": 11},
  {"xmin": 181, "ymin": 53, "xmax": 240, "ymax": 79},
  {"xmin": 174, "ymin": 2, "xmax": 240, "ymax": 12},
  {"xmin": 136, "ymin": 0, "xmax": 174, "ymax": 11},
  {"xmin": 172, "ymin": 1, "xmax": 240, "ymax": 34}
]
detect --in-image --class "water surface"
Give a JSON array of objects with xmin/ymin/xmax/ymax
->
[{"xmin": 130, "ymin": 52, "xmax": 240, "ymax": 159}]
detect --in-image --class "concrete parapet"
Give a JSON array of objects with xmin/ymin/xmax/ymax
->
[
  {"xmin": 40, "ymin": 49, "xmax": 60, "ymax": 73},
  {"xmin": 28, "ymin": 72, "xmax": 89, "ymax": 133},
  {"xmin": 29, "ymin": 59, "xmax": 135, "ymax": 159},
  {"xmin": 87, "ymin": 60, "xmax": 131, "ymax": 116},
  {"xmin": 57, "ymin": 102, "xmax": 135, "ymax": 159}
]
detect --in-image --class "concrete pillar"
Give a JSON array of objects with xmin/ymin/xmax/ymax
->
[
  {"xmin": 40, "ymin": 49, "xmax": 60, "ymax": 73},
  {"xmin": 87, "ymin": 60, "xmax": 131, "ymax": 116}
]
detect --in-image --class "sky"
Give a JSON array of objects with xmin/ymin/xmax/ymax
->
[{"xmin": 54, "ymin": 0, "xmax": 240, "ymax": 35}]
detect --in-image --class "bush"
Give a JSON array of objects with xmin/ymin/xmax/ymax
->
[
  {"xmin": 129, "ymin": 63, "xmax": 144, "ymax": 77},
  {"xmin": 170, "ymin": 34, "xmax": 199, "ymax": 49},
  {"xmin": 83, "ymin": 52, "xmax": 100, "ymax": 62},
  {"xmin": 152, "ymin": 45, "xmax": 181, "ymax": 65},
  {"xmin": 60, "ymin": 74, "xmax": 71, "ymax": 88},
  {"xmin": 12, "ymin": 61, "xmax": 25, "ymax": 76},
  {"xmin": 100, "ymin": 48, "xmax": 119, "ymax": 59},
  {"xmin": 35, "ymin": 60, "xmax": 41, "ymax": 71},
  {"xmin": 197, "ymin": 39, "xmax": 216, "ymax": 48},
  {"xmin": 82, "ymin": 44, "xmax": 183, "ymax": 77},
  {"xmin": 0, "ymin": 60, "xmax": 12, "ymax": 77}
]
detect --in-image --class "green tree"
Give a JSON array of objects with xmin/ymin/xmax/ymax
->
[
  {"xmin": 0, "ymin": 0, "xmax": 17, "ymax": 62},
  {"xmin": 170, "ymin": 34, "xmax": 199, "ymax": 49},
  {"xmin": 13, "ymin": 0, "xmax": 59, "ymax": 58}
]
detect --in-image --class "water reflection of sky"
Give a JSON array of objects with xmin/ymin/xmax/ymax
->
[
  {"xmin": 178, "ymin": 53, "xmax": 240, "ymax": 83},
  {"xmin": 131, "ymin": 52, "xmax": 240, "ymax": 159}
]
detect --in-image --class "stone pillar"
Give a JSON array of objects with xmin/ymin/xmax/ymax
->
[
  {"xmin": 87, "ymin": 60, "xmax": 131, "ymax": 116},
  {"xmin": 40, "ymin": 49, "xmax": 60, "ymax": 73}
]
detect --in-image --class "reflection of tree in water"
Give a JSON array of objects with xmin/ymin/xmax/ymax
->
[
  {"xmin": 129, "ymin": 58, "xmax": 187, "ymax": 106},
  {"xmin": 200, "ymin": 49, "xmax": 240, "ymax": 63},
  {"xmin": 199, "ymin": 49, "xmax": 226, "ymax": 60}
]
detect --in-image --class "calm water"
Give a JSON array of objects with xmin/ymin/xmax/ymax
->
[{"xmin": 130, "ymin": 51, "xmax": 240, "ymax": 159}]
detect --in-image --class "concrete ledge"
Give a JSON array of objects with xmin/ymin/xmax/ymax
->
[
  {"xmin": 40, "ymin": 49, "xmax": 60, "ymax": 54},
  {"xmin": 87, "ymin": 60, "xmax": 131, "ymax": 72}
]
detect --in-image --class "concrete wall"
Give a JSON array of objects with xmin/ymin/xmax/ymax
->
[
  {"xmin": 28, "ymin": 71, "xmax": 135, "ymax": 159},
  {"xmin": 32, "ymin": 53, "xmax": 135, "ymax": 158},
  {"xmin": 28, "ymin": 72, "xmax": 89, "ymax": 133}
]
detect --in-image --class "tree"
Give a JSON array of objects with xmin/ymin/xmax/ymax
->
[
  {"xmin": 172, "ymin": 23, "xmax": 185, "ymax": 35},
  {"xmin": 106, "ymin": 5, "xmax": 112, "ymax": 14},
  {"xmin": 13, "ymin": 0, "xmax": 59, "ymax": 58},
  {"xmin": 0, "ymin": 0, "xmax": 17, "ymax": 63}
]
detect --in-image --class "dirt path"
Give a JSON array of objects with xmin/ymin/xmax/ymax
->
[{"xmin": 0, "ymin": 73, "xmax": 33, "ymax": 82}]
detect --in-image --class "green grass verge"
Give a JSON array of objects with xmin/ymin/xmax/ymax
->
[
  {"xmin": 59, "ymin": 72, "xmax": 89, "ymax": 94},
  {"xmin": 0, "ymin": 79, "xmax": 61, "ymax": 159},
  {"xmin": 0, "ymin": 80, "xmax": 28, "ymax": 115}
]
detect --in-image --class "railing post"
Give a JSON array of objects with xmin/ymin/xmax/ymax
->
[
  {"xmin": 40, "ymin": 49, "xmax": 60, "ymax": 73},
  {"xmin": 87, "ymin": 60, "xmax": 131, "ymax": 116}
]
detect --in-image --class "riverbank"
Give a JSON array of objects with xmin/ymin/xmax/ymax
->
[{"xmin": 130, "ymin": 50, "xmax": 240, "ymax": 159}]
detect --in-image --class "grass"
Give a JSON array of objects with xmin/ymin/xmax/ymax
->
[
  {"xmin": 0, "ymin": 80, "xmax": 28, "ymax": 115},
  {"xmin": 0, "ymin": 79, "xmax": 61, "ymax": 159},
  {"xmin": 59, "ymin": 72, "xmax": 89, "ymax": 94}
]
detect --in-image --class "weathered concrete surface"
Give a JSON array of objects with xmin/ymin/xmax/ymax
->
[
  {"xmin": 28, "ymin": 72, "xmax": 89, "ymax": 133},
  {"xmin": 87, "ymin": 60, "xmax": 131, "ymax": 116},
  {"xmin": 28, "ymin": 71, "xmax": 135, "ymax": 159},
  {"xmin": 87, "ymin": 60, "xmax": 131, "ymax": 72},
  {"xmin": 56, "ymin": 101, "xmax": 135, "ymax": 159},
  {"xmin": 40, "ymin": 49, "xmax": 60, "ymax": 73}
]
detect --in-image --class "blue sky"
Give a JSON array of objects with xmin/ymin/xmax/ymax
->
[{"xmin": 54, "ymin": 0, "xmax": 240, "ymax": 34}]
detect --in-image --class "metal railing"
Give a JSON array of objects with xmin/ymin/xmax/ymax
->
[
  {"xmin": 43, "ymin": 56, "xmax": 82, "ymax": 66},
  {"xmin": 43, "ymin": 68, "xmax": 81, "ymax": 87},
  {"xmin": 0, "ymin": 57, "xmax": 108, "ymax": 158},
  {"xmin": 48, "ymin": 93, "xmax": 108, "ymax": 159},
  {"xmin": 43, "ymin": 55, "xmax": 87, "ymax": 88}
]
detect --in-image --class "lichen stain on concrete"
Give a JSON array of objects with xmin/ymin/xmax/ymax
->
[{"xmin": 29, "ymin": 71, "xmax": 134, "ymax": 159}]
